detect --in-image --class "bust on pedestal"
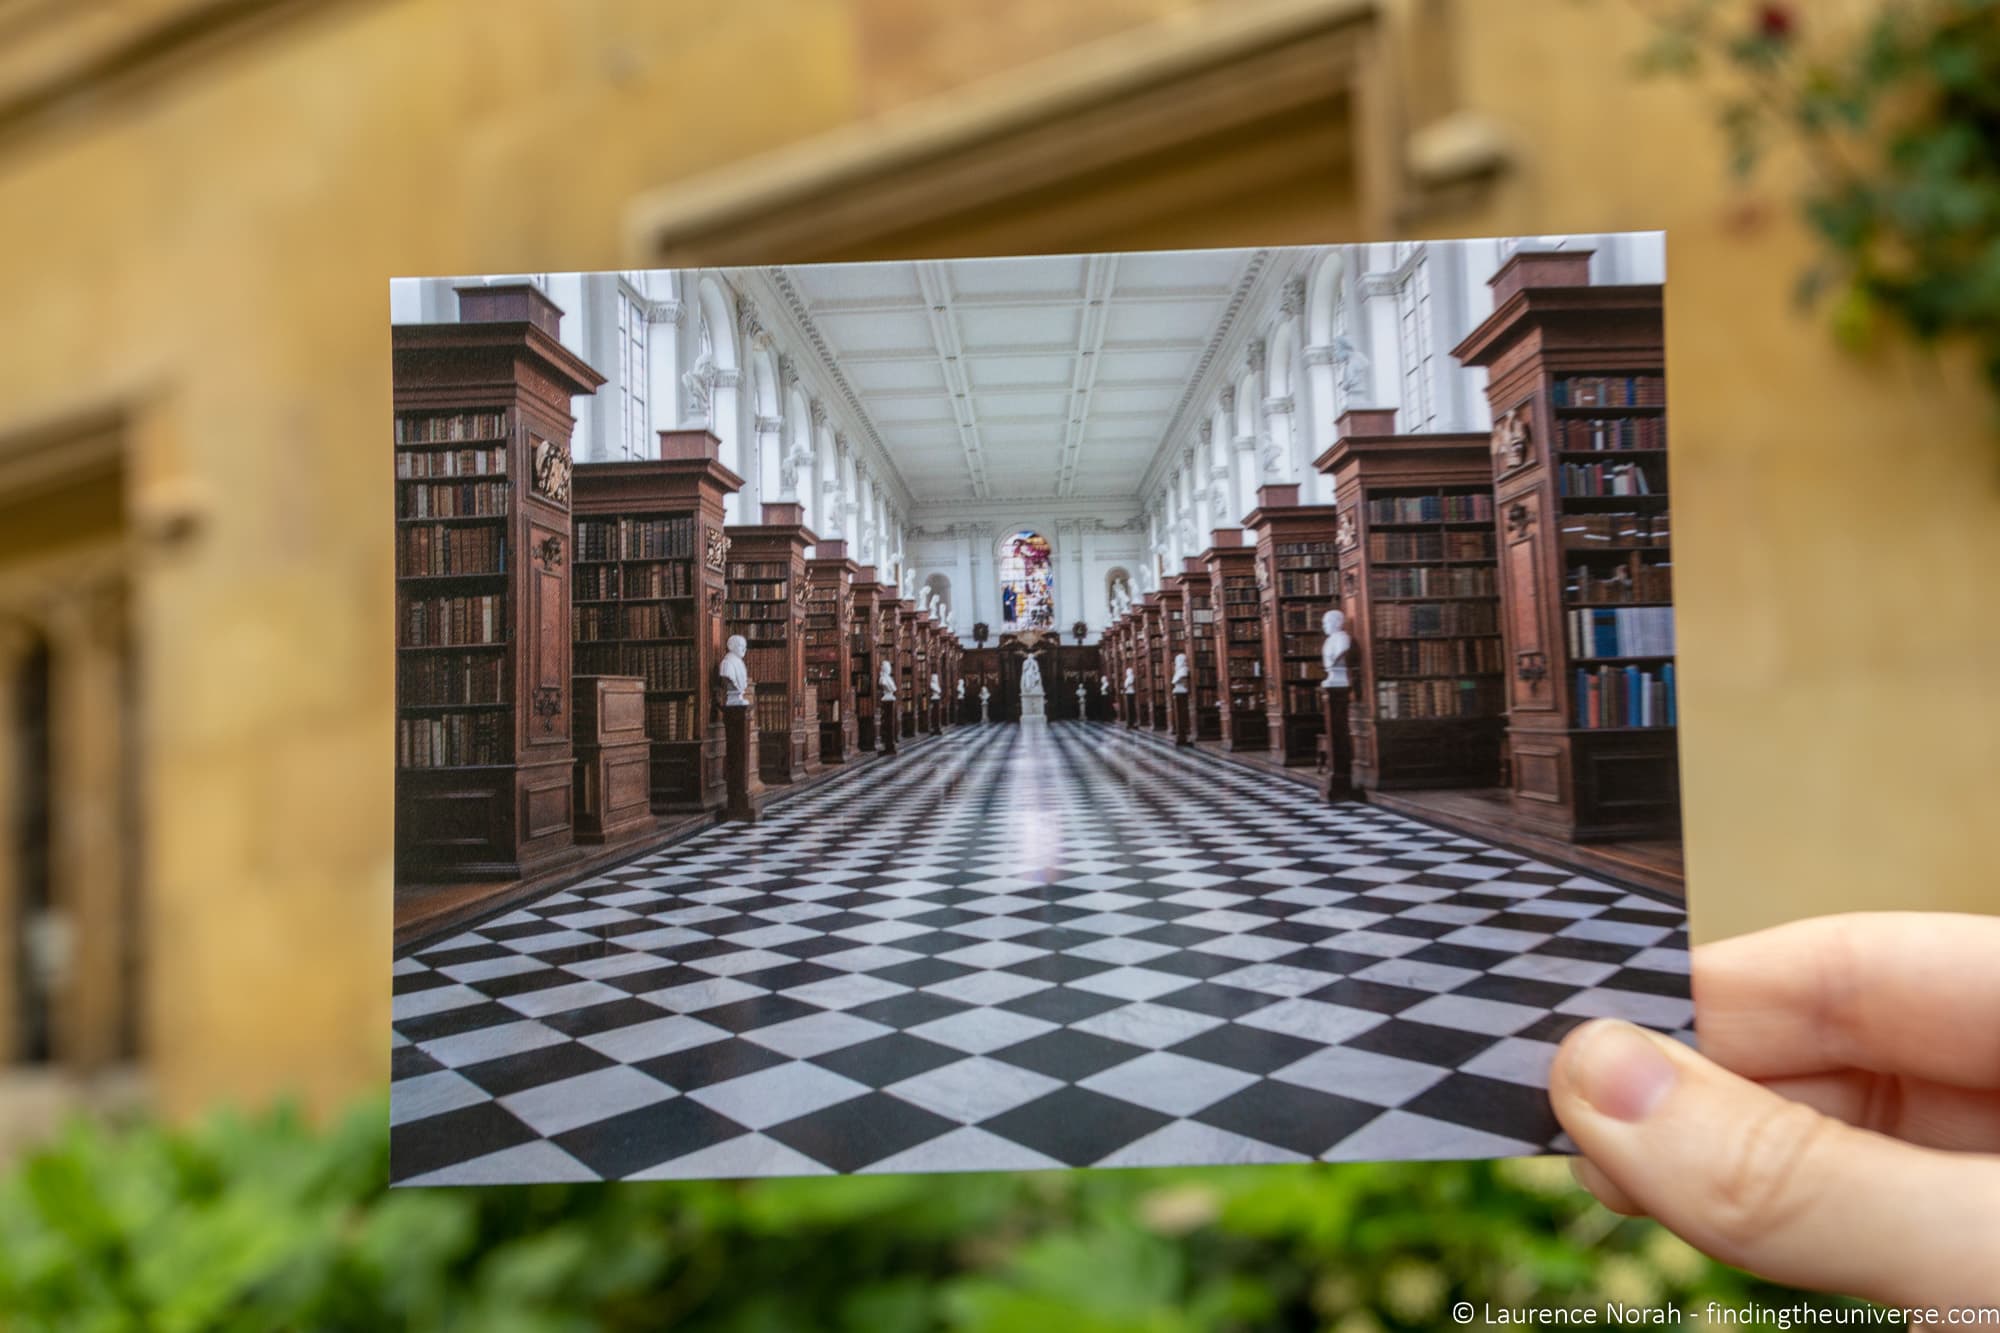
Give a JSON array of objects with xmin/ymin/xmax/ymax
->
[
  {"xmin": 1320, "ymin": 609, "xmax": 1355, "ymax": 800},
  {"xmin": 1171, "ymin": 651, "xmax": 1191, "ymax": 748},
  {"xmin": 879, "ymin": 658, "xmax": 899, "ymax": 757},
  {"xmin": 1122, "ymin": 666, "xmax": 1136, "ymax": 731},
  {"xmin": 979, "ymin": 685, "xmax": 991, "ymax": 723},
  {"xmin": 1020, "ymin": 651, "xmax": 1047, "ymax": 725},
  {"xmin": 719, "ymin": 635, "xmax": 756, "ymax": 822}
]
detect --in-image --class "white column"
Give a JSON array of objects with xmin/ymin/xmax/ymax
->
[
  {"xmin": 645, "ymin": 291, "xmax": 681, "ymax": 458},
  {"xmin": 752, "ymin": 413, "xmax": 782, "ymax": 521}
]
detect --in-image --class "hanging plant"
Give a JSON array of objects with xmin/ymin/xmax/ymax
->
[{"xmin": 1635, "ymin": 0, "xmax": 2000, "ymax": 425}]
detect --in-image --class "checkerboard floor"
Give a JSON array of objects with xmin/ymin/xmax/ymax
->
[{"xmin": 391, "ymin": 722, "xmax": 1693, "ymax": 1183}]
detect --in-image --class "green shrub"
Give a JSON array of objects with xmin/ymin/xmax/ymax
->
[{"xmin": 0, "ymin": 1094, "xmax": 1860, "ymax": 1331}]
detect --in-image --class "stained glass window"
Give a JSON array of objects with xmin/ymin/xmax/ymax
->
[{"xmin": 998, "ymin": 531, "xmax": 1054, "ymax": 631}]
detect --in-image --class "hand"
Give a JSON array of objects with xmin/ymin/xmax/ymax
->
[{"xmin": 1550, "ymin": 912, "xmax": 2000, "ymax": 1308}]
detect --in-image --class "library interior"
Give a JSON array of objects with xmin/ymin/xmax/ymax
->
[{"xmin": 389, "ymin": 236, "xmax": 1697, "ymax": 1182}]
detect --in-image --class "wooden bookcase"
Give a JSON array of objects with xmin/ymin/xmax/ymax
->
[
  {"xmin": 806, "ymin": 540, "xmax": 858, "ymax": 764},
  {"xmin": 850, "ymin": 567, "xmax": 882, "ymax": 749},
  {"xmin": 1175, "ymin": 557, "xmax": 1222, "ymax": 739},
  {"xmin": 393, "ymin": 283, "xmax": 605, "ymax": 883},
  {"xmin": 1135, "ymin": 597, "xmax": 1160, "ymax": 729},
  {"xmin": 878, "ymin": 595, "xmax": 905, "ymax": 731},
  {"xmin": 896, "ymin": 606, "xmax": 916, "ymax": 736},
  {"xmin": 1453, "ymin": 250, "xmax": 1678, "ymax": 839},
  {"xmin": 1244, "ymin": 483, "xmax": 1342, "ymax": 766},
  {"xmin": 1203, "ymin": 528, "xmax": 1269, "ymax": 752},
  {"xmin": 1317, "ymin": 411, "xmax": 1504, "ymax": 791},
  {"xmin": 571, "ymin": 431, "xmax": 746, "ymax": 815},
  {"xmin": 725, "ymin": 501, "xmax": 817, "ymax": 785},
  {"xmin": 1156, "ymin": 582, "xmax": 1185, "ymax": 730},
  {"xmin": 912, "ymin": 612, "xmax": 933, "ymax": 733}
]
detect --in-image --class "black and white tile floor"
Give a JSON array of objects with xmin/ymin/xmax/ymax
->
[{"xmin": 391, "ymin": 723, "xmax": 1692, "ymax": 1184}]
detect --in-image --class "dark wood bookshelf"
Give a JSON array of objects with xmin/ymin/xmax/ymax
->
[
  {"xmin": 1202, "ymin": 528, "xmax": 1268, "ymax": 752},
  {"xmin": 1452, "ymin": 249, "xmax": 1678, "ymax": 840},
  {"xmin": 1317, "ymin": 411, "xmax": 1503, "ymax": 792},
  {"xmin": 725, "ymin": 501, "xmax": 817, "ymax": 785},
  {"xmin": 1135, "ymin": 595, "xmax": 1161, "ymax": 730},
  {"xmin": 849, "ymin": 566, "xmax": 882, "ymax": 750},
  {"xmin": 569, "ymin": 430, "xmax": 745, "ymax": 815},
  {"xmin": 1174, "ymin": 556, "xmax": 1222, "ymax": 739},
  {"xmin": 1155, "ymin": 584, "xmax": 1184, "ymax": 731},
  {"xmin": 1244, "ymin": 483, "xmax": 1341, "ymax": 767},
  {"xmin": 806, "ymin": 539, "xmax": 858, "ymax": 763},
  {"xmin": 393, "ymin": 283, "xmax": 605, "ymax": 883}
]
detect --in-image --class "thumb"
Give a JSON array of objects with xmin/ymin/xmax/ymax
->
[{"xmin": 1550, "ymin": 1018, "xmax": 2000, "ymax": 1309}]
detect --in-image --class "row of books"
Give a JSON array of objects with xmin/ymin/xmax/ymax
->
[
  {"xmin": 1374, "ymin": 637, "xmax": 1504, "ymax": 676},
  {"xmin": 1566, "ymin": 606, "xmax": 1676, "ymax": 659},
  {"xmin": 1371, "ymin": 566, "xmax": 1496, "ymax": 598},
  {"xmin": 1281, "ymin": 660, "xmax": 1327, "ymax": 682},
  {"xmin": 647, "ymin": 697, "xmax": 700, "ymax": 741},
  {"xmin": 395, "ymin": 446, "xmax": 507, "ymax": 479},
  {"xmin": 1278, "ymin": 571, "xmax": 1336, "ymax": 598},
  {"xmin": 575, "ymin": 517, "xmax": 698, "ymax": 562},
  {"xmin": 398, "ymin": 480, "xmax": 508, "ymax": 520},
  {"xmin": 1366, "ymin": 494, "xmax": 1493, "ymax": 524},
  {"xmin": 1372, "ymin": 602, "xmax": 1499, "ymax": 638},
  {"xmin": 1279, "ymin": 632, "xmax": 1326, "ymax": 658},
  {"xmin": 1567, "ymin": 557, "xmax": 1672, "ymax": 606},
  {"xmin": 728, "ymin": 582, "xmax": 790, "ymax": 603},
  {"xmin": 725, "ymin": 601, "xmax": 792, "ymax": 621},
  {"xmin": 1222, "ymin": 586, "xmax": 1261, "ymax": 606},
  {"xmin": 397, "ymin": 713, "xmax": 507, "ymax": 769},
  {"xmin": 1281, "ymin": 606, "xmax": 1328, "ymax": 632},
  {"xmin": 1559, "ymin": 511, "xmax": 1672, "ymax": 548},
  {"xmin": 626, "ymin": 644, "xmax": 699, "ymax": 691},
  {"xmin": 622, "ymin": 604, "xmax": 692, "ymax": 640},
  {"xmin": 399, "ymin": 525, "xmax": 506, "ymax": 578},
  {"xmin": 1559, "ymin": 460, "xmax": 1658, "ymax": 498},
  {"xmin": 727, "ymin": 561, "xmax": 791, "ymax": 581},
  {"xmin": 396, "ymin": 411, "xmax": 509, "ymax": 444},
  {"xmin": 401, "ymin": 594, "xmax": 506, "ymax": 647},
  {"xmin": 1283, "ymin": 683, "xmax": 1329, "ymax": 713},
  {"xmin": 1227, "ymin": 621, "xmax": 1263, "ymax": 642},
  {"xmin": 1374, "ymin": 677, "xmax": 1502, "ymax": 720},
  {"xmin": 574, "ymin": 560, "xmax": 695, "ymax": 601},
  {"xmin": 398, "ymin": 652, "xmax": 505, "ymax": 707},
  {"xmin": 1272, "ymin": 554, "xmax": 1337, "ymax": 573},
  {"xmin": 1558, "ymin": 416, "xmax": 1666, "ymax": 453},
  {"xmin": 1551, "ymin": 374, "xmax": 1664, "ymax": 407},
  {"xmin": 1226, "ymin": 657, "xmax": 1264, "ymax": 680},
  {"xmin": 1369, "ymin": 531, "xmax": 1495, "ymax": 562},
  {"xmin": 755, "ymin": 695, "xmax": 790, "ymax": 735},
  {"xmin": 1274, "ymin": 540, "xmax": 1338, "ymax": 557},
  {"xmin": 1576, "ymin": 664, "xmax": 1677, "ymax": 728}
]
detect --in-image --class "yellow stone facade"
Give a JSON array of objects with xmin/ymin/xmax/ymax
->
[{"xmin": 0, "ymin": 0, "xmax": 1992, "ymax": 1122}]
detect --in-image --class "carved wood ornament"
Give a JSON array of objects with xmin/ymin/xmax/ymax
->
[
  {"xmin": 1492, "ymin": 404, "xmax": 1532, "ymax": 473},
  {"xmin": 530, "ymin": 434, "xmax": 572, "ymax": 504}
]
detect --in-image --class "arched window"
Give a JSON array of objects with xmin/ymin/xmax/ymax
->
[{"xmin": 997, "ymin": 531, "xmax": 1054, "ymax": 631}]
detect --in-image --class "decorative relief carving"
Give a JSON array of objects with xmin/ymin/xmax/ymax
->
[
  {"xmin": 1515, "ymin": 651, "xmax": 1549, "ymax": 685},
  {"xmin": 533, "ymin": 685, "xmax": 563, "ymax": 734},
  {"xmin": 1505, "ymin": 502, "xmax": 1534, "ymax": 538},
  {"xmin": 530, "ymin": 434, "xmax": 571, "ymax": 504},
  {"xmin": 535, "ymin": 535, "xmax": 564, "ymax": 570},
  {"xmin": 1493, "ymin": 404, "xmax": 1533, "ymax": 472},
  {"xmin": 704, "ymin": 527, "xmax": 730, "ymax": 572},
  {"xmin": 1336, "ymin": 508, "xmax": 1358, "ymax": 552}
]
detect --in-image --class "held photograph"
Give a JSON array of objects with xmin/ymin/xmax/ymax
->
[{"xmin": 388, "ymin": 235, "xmax": 1693, "ymax": 1184}]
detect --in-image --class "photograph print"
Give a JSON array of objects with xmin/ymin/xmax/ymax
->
[{"xmin": 389, "ymin": 233, "xmax": 1692, "ymax": 1185}]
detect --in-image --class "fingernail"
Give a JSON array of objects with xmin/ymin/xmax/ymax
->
[{"xmin": 1565, "ymin": 1019, "xmax": 1676, "ymax": 1122}]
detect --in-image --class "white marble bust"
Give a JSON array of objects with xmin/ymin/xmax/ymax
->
[
  {"xmin": 1123, "ymin": 667, "xmax": 1136, "ymax": 694},
  {"xmin": 718, "ymin": 633, "xmax": 750, "ymax": 707},
  {"xmin": 956, "ymin": 679, "xmax": 965, "ymax": 700},
  {"xmin": 1321, "ymin": 609, "xmax": 1351, "ymax": 689},
  {"xmin": 979, "ymin": 685, "xmax": 990, "ymax": 704},
  {"xmin": 929, "ymin": 672, "xmax": 942, "ymax": 700},
  {"xmin": 1099, "ymin": 675, "xmax": 1110, "ymax": 695},
  {"xmin": 879, "ymin": 658, "xmax": 897, "ymax": 702},
  {"xmin": 1172, "ymin": 652, "xmax": 1190, "ymax": 695}
]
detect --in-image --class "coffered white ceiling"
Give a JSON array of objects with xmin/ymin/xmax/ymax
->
[{"xmin": 775, "ymin": 251, "xmax": 1260, "ymax": 508}]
